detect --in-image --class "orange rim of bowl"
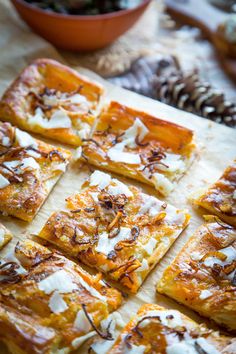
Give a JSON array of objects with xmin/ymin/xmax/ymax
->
[{"xmin": 11, "ymin": 0, "xmax": 152, "ymax": 20}]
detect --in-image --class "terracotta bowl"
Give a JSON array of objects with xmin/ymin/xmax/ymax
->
[{"xmin": 11, "ymin": 0, "xmax": 152, "ymax": 51}]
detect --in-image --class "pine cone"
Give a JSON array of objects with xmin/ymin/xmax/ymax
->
[
  {"xmin": 109, "ymin": 54, "xmax": 179, "ymax": 97},
  {"xmin": 109, "ymin": 54, "xmax": 236, "ymax": 128},
  {"xmin": 153, "ymin": 70, "xmax": 236, "ymax": 128}
]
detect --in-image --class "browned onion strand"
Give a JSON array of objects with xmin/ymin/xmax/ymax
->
[
  {"xmin": 70, "ymin": 209, "xmax": 81, "ymax": 214},
  {"xmin": 131, "ymin": 226, "xmax": 140, "ymax": 239},
  {"xmin": 0, "ymin": 162, "xmax": 23, "ymax": 183},
  {"xmin": 48, "ymin": 150, "xmax": 66, "ymax": 162},
  {"xmin": 117, "ymin": 268, "xmax": 138, "ymax": 284},
  {"xmin": 0, "ymin": 261, "xmax": 21, "ymax": 284},
  {"xmin": 28, "ymin": 91, "xmax": 52, "ymax": 111},
  {"xmin": 81, "ymin": 149, "xmax": 89, "ymax": 162},
  {"xmin": 25, "ymin": 146, "xmax": 48, "ymax": 158},
  {"xmin": 132, "ymin": 315, "xmax": 161, "ymax": 338},
  {"xmin": 113, "ymin": 132, "xmax": 125, "ymax": 145},
  {"xmin": 107, "ymin": 257, "xmax": 140, "ymax": 284},
  {"xmin": 132, "ymin": 315, "xmax": 188, "ymax": 342},
  {"xmin": 0, "ymin": 147, "xmax": 25, "ymax": 159},
  {"xmin": 214, "ymin": 217, "xmax": 234, "ymax": 229},
  {"xmin": 123, "ymin": 333, "xmax": 132, "ymax": 349},
  {"xmin": 108, "ymin": 258, "xmax": 136, "ymax": 274},
  {"xmin": 29, "ymin": 85, "xmax": 85, "ymax": 112},
  {"xmin": 107, "ymin": 250, "xmax": 117, "ymax": 260},
  {"xmin": 82, "ymin": 138, "xmax": 101, "ymax": 148},
  {"xmin": 135, "ymin": 134, "xmax": 149, "ymax": 147},
  {"xmin": 108, "ymin": 227, "xmax": 120, "ymax": 239},
  {"xmin": 71, "ymin": 226, "xmax": 91, "ymax": 245},
  {"xmin": 98, "ymin": 192, "xmax": 128, "ymax": 212},
  {"xmin": 81, "ymin": 304, "xmax": 114, "ymax": 340}
]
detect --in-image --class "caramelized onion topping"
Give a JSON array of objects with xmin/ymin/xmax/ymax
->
[
  {"xmin": 48, "ymin": 150, "xmax": 66, "ymax": 162},
  {"xmin": 108, "ymin": 211, "xmax": 123, "ymax": 232},
  {"xmin": 71, "ymin": 226, "xmax": 91, "ymax": 246},
  {"xmin": 98, "ymin": 192, "xmax": 128, "ymax": 212},
  {"xmin": 108, "ymin": 227, "xmax": 120, "ymax": 239},
  {"xmin": 108, "ymin": 257, "xmax": 140, "ymax": 284},
  {"xmin": 135, "ymin": 134, "xmax": 149, "ymax": 147},
  {"xmin": 214, "ymin": 217, "xmax": 234, "ymax": 229},
  {"xmin": 81, "ymin": 304, "xmax": 113, "ymax": 340},
  {"xmin": 82, "ymin": 138, "xmax": 101, "ymax": 148},
  {"xmin": 123, "ymin": 333, "xmax": 133, "ymax": 349},
  {"xmin": 0, "ymin": 261, "xmax": 21, "ymax": 284},
  {"xmin": 132, "ymin": 315, "xmax": 161, "ymax": 338},
  {"xmin": 141, "ymin": 148, "xmax": 169, "ymax": 174}
]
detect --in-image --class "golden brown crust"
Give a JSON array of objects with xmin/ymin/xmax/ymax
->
[
  {"xmin": 38, "ymin": 170, "xmax": 190, "ymax": 293},
  {"xmin": 0, "ymin": 239, "xmax": 122, "ymax": 354},
  {"xmin": 81, "ymin": 101, "xmax": 196, "ymax": 196},
  {"xmin": 99, "ymin": 101, "xmax": 194, "ymax": 150},
  {"xmin": 109, "ymin": 304, "xmax": 234, "ymax": 353},
  {"xmin": 0, "ymin": 303, "xmax": 59, "ymax": 354},
  {"xmin": 157, "ymin": 217, "xmax": 236, "ymax": 331},
  {"xmin": 0, "ymin": 58, "xmax": 104, "ymax": 146},
  {"xmin": 0, "ymin": 223, "xmax": 12, "ymax": 250},
  {"xmin": 0, "ymin": 121, "xmax": 71, "ymax": 221},
  {"xmin": 194, "ymin": 161, "xmax": 236, "ymax": 226}
]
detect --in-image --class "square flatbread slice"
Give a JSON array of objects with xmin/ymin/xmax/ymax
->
[
  {"xmin": 0, "ymin": 58, "xmax": 104, "ymax": 146},
  {"xmin": 108, "ymin": 304, "xmax": 234, "ymax": 354},
  {"xmin": 38, "ymin": 170, "xmax": 190, "ymax": 293},
  {"xmin": 0, "ymin": 121, "xmax": 71, "ymax": 221},
  {"xmin": 0, "ymin": 223, "xmax": 12, "ymax": 250},
  {"xmin": 157, "ymin": 216, "xmax": 236, "ymax": 331},
  {"xmin": 194, "ymin": 160, "xmax": 236, "ymax": 227},
  {"xmin": 80, "ymin": 101, "xmax": 196, "ymax": 196},
  {"xmin": 0, "ymin": 239, "xmax": 122, "ymax": 354}
]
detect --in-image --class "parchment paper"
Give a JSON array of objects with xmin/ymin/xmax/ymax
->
[{"xmin": 0, "ymin": 1, "xmax": 236, "ymax": 353}]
